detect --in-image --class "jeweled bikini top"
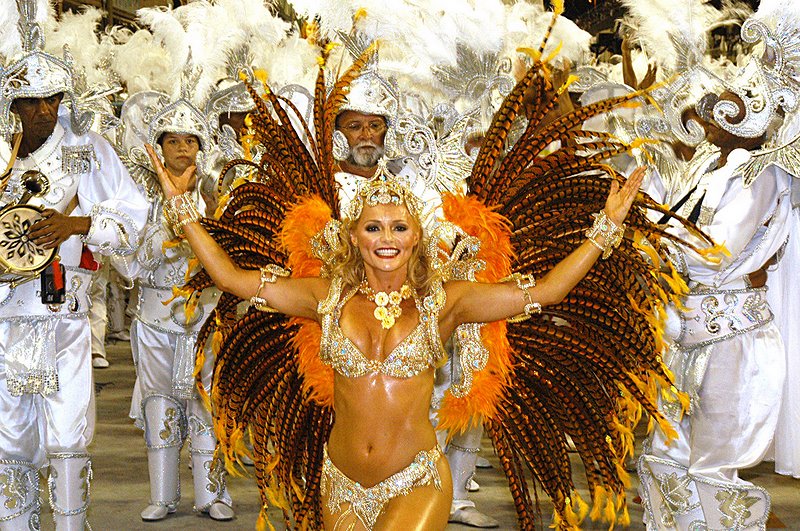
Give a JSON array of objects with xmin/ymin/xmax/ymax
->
[{"xmin": 319, "ymin": 277, "xmax": 446, "ymax": 378}]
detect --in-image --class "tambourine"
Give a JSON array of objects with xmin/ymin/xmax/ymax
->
[
  {"xmin": 0, "ymin": 204, "xmax": 58, "ymax": 284},
  {"xmin": 0, "ymin": 171, "xmax": 57, "ymax": 285}
]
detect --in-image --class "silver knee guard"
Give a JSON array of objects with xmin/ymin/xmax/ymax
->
[
  {"xmin": 187, "ymin": 414, "xmax": 231, "ymax": 512},
  {"xmin": 638, "ymin": 454, "xmax": 703, "ymax": 530},
  {"xmin": 638, "ymin": 454, "xmax": 770, "ymax": 531},
  {"xmin": 47, "ymin": 453, "xmax": 91, "ymax": 531},
  {"xmin": 0, "ymin": 459, "xmax": 40, "ymax": 531},
  {"xmin": 142, "ymin": 395, "xmax": 186, "ymax": 450}
]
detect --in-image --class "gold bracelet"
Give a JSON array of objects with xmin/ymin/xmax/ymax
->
[
  {"xmin": 501, "ymin": 272, "xmax": 542, "ymax": 323},
  {"xmin": 163, "ymin": 192, "xmax": 201, "ymax": 236},
  {"xmin": 585, "ymin": 210, "xmax": 625, "ymax": 260},
  {"xmin": 249, "ymin": 264, "xmax": 290, "ymax": 311}
]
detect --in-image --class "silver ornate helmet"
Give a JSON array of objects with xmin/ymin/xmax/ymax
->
[
  {"xmin": 148, "ymin": 97, "xmax": 212, "ymax": 152},
  {"xmin": 330, "ymin": 34, "xmax": 401, "ymax": 160},
  {"xmin": 205, "ymin": 79, "xmax": 255, "ymax": 122},
  {"xmin": 710, "ymin": 1, "xmax": 800, "ymax": 139},
  {"xmin": 0, "ymin": 0, "xmax": 90, "ymax": 139},
  {"xmin": 639, "ymin": 63, "xmax": 726, "ymax": 146},
  {"xmin": 204, "ymin": 46, "xmax": 263, "ymax": 127},
  {"xmin": 339, "ymin": 68, "xmax": 400, "ymax": 122}
]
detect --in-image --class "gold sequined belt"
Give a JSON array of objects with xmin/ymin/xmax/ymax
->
[
  {"xmin": 321, "ymin": 444, "xmax": 443, "ymax": 530},
  {"xmin": 677, "ymin": 287, "xmax": 773, "ymax": 348}
]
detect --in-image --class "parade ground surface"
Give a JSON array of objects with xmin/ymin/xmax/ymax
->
[{"xmin": 38, "ymin": 340, "xmax": 800, "ymax": 530}]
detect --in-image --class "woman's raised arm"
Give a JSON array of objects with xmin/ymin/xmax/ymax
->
[
  {"xmin": 145, "ymin": 144, "xmax": 325, "ymax": 319},
  {"xmin": 443, "ymin": 167, "xmax": 646, "ymax": 328}
]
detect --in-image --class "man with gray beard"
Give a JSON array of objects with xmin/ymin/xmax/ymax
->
[{"xmin": 334, "ymin": 109, "xmax": 388, "ymax": 178}]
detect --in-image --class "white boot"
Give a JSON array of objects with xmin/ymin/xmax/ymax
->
[
  {"xmin": 188, "ymin": 415, "xmax": 233, "ymax": 521},
  {"xmin": 449, "ymin": 500, "xmax": 499, "ymax": 528},
  {"xmin": 0, "ymin": 459, "xmax": 41, "ymax": 530},
  {"xmin": 140, "ymin": 447, "xmax": 181, "ymax": 521},
  {"xmin": 140, "ymin": 395, "xmax": 185, "ymax": 521},
  {"xmin": 48, "ymin": 453, "xmax": 91, "ymax": 531},
  {"xmin": 638, "ymin": 454, "xmax": 704, "ymax": 530},
  {"xmin": 446, "ymin": 425, "xmax": 497, "ymax": 528},
  {"xmin": 693, "ymin": 474, "xmax": 770, "ymax": 530}
]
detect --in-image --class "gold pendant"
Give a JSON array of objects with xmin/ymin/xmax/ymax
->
[{"xmin": 360, "ymin": 281, "xmax": 413, "ymax": 330}]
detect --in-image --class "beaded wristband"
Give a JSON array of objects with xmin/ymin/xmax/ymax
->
[
  {"xmin": 585, "ymin": 210, "xmax": 625, "ymax": 260},
  {"xmin": 502, "ymin": 272, "xmax": 542, "ymax": 323},
  {"xmin": 250, "ymin": 264, "xmax": 290, "ymax": 312},
  {"xmin": 163, "ymin": 192, "xmax": 201, "ymax": 236}
]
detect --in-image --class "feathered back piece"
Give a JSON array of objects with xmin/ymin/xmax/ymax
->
[{"xmin": 443, "ymin": 6, "xmax": 714, "ymax": 528}]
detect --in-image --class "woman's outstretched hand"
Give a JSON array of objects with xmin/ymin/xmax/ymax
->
[
  {"xmin": 144, "ymin": 144, "xmax": 196, "ymax": 199},
  {"xmin": 603, "ymin": 166, "xmax": 646, "ymax": 226}
]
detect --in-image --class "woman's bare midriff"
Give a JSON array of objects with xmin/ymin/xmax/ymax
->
[{"xmin": 326, "ymin": 369, "xmax": 438, "ymax": 487}]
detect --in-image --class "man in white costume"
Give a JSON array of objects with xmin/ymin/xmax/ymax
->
[
  {"xmin": 126, "ymin": 96, "xmax": 234, "ymax": 522},
  {"xmin": 637, "ymin": 88, "xmax": 794, "ymax": 530},
  {"xmin": 332, "ymin": 68, "xmax": 397, "ymax": 186},
  {"xmin": 0, "ymin": 3, "xmax": 149, "ymax": 528},
  {"xmin": 637, "ymin": 2, "xmax": 800, "ymax": 526}
]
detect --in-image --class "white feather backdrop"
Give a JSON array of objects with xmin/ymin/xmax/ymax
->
[{"xmin": 0, "ymin": 0, "xmax": 55, "ymax": 62}]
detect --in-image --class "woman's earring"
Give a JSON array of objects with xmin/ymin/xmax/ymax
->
[{"xmin": 333, "ymin": 130, "xmax": 351, "ymax": 161}]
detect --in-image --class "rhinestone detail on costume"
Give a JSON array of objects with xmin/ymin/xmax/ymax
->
[
  {"xmin": 319, "ymin": 277, "xmax": 438, "ymax": 379},
  {"xmin": 321, "ymin": 445, "xmax": 442, "ymax": 530}
]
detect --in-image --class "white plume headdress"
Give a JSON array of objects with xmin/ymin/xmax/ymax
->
[
  {"xmin": 0, "ymin": 0, "xmax": 92, "ymax": 139},
  {"xmin": 44, "ymin": 6, "xmax": 123, "ymax": 138}
]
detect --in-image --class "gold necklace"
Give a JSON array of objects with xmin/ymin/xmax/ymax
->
[{"xmin": 358, "ymin": 281, "xmax": 413, "ymax": 329}]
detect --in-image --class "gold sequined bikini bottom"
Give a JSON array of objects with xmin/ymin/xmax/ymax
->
[{"xmin": 321, "ymin": 444, "xmax": 443, "ymax": 530}]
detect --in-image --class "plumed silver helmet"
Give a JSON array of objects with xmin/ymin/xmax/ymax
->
[
  {"xmin": 338, "ymin": 68, "xmax": 400, "ymax": 124},
  {"xmin": 205, "ymin": 78, "xmax": 256, "ymax": 122},
  {"xmin": 204, "ymin": 47, "xmax": 263, "ymax": 126},
  {"xmin": 148, "ymin": 97, "xmax": 212, "ymax": 152},
  {"xmin": 0, "ymin": 0, "xmax": 91, "ymax": 139},
  {"xmin": 710, "ymin": 2, "xmax": 800, "ymax": 139}
]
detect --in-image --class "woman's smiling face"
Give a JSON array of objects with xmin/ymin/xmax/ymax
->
[{"xmin": 351, "ymin": 203, "xmax": 420, "ymax": 275}]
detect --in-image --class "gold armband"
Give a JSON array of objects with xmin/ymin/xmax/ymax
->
[
  {"xmin": 163, "ymin": 192, "xmax": 201, "ymax": 236},
  {"xmin": 585, "ymin": 210, "xmax": 625, "ymax": 259},
  {"xmin": 502, "ymin": 272, "xmax": 542, "ymax": 323},
  {"xmin": 249, "ymin": 264, "xmax": 291, "ymax": 312}
]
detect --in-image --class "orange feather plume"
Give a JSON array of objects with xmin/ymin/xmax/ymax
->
[
  {"xmin": 437, "ymin": 194, "xmax": 516, "ymax": 435},
  {"xmin": 279, "ymin": 196, "xmax": 335, "ymax": 407}
]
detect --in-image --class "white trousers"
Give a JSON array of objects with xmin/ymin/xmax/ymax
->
[
  {"xmin": 0, "ymin": 318, "xmax": 95, "ymax": 466},
  {"xmin": 640, "ymin": 324, "xmax": 784, "ymax": 530},
  {"xmin": 649, "ymin": 324, "xmax": 784, "ymax": 482},
  {"xmin": 129, "ymin": 319, "xmax": 214, "ymax": 426}
]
